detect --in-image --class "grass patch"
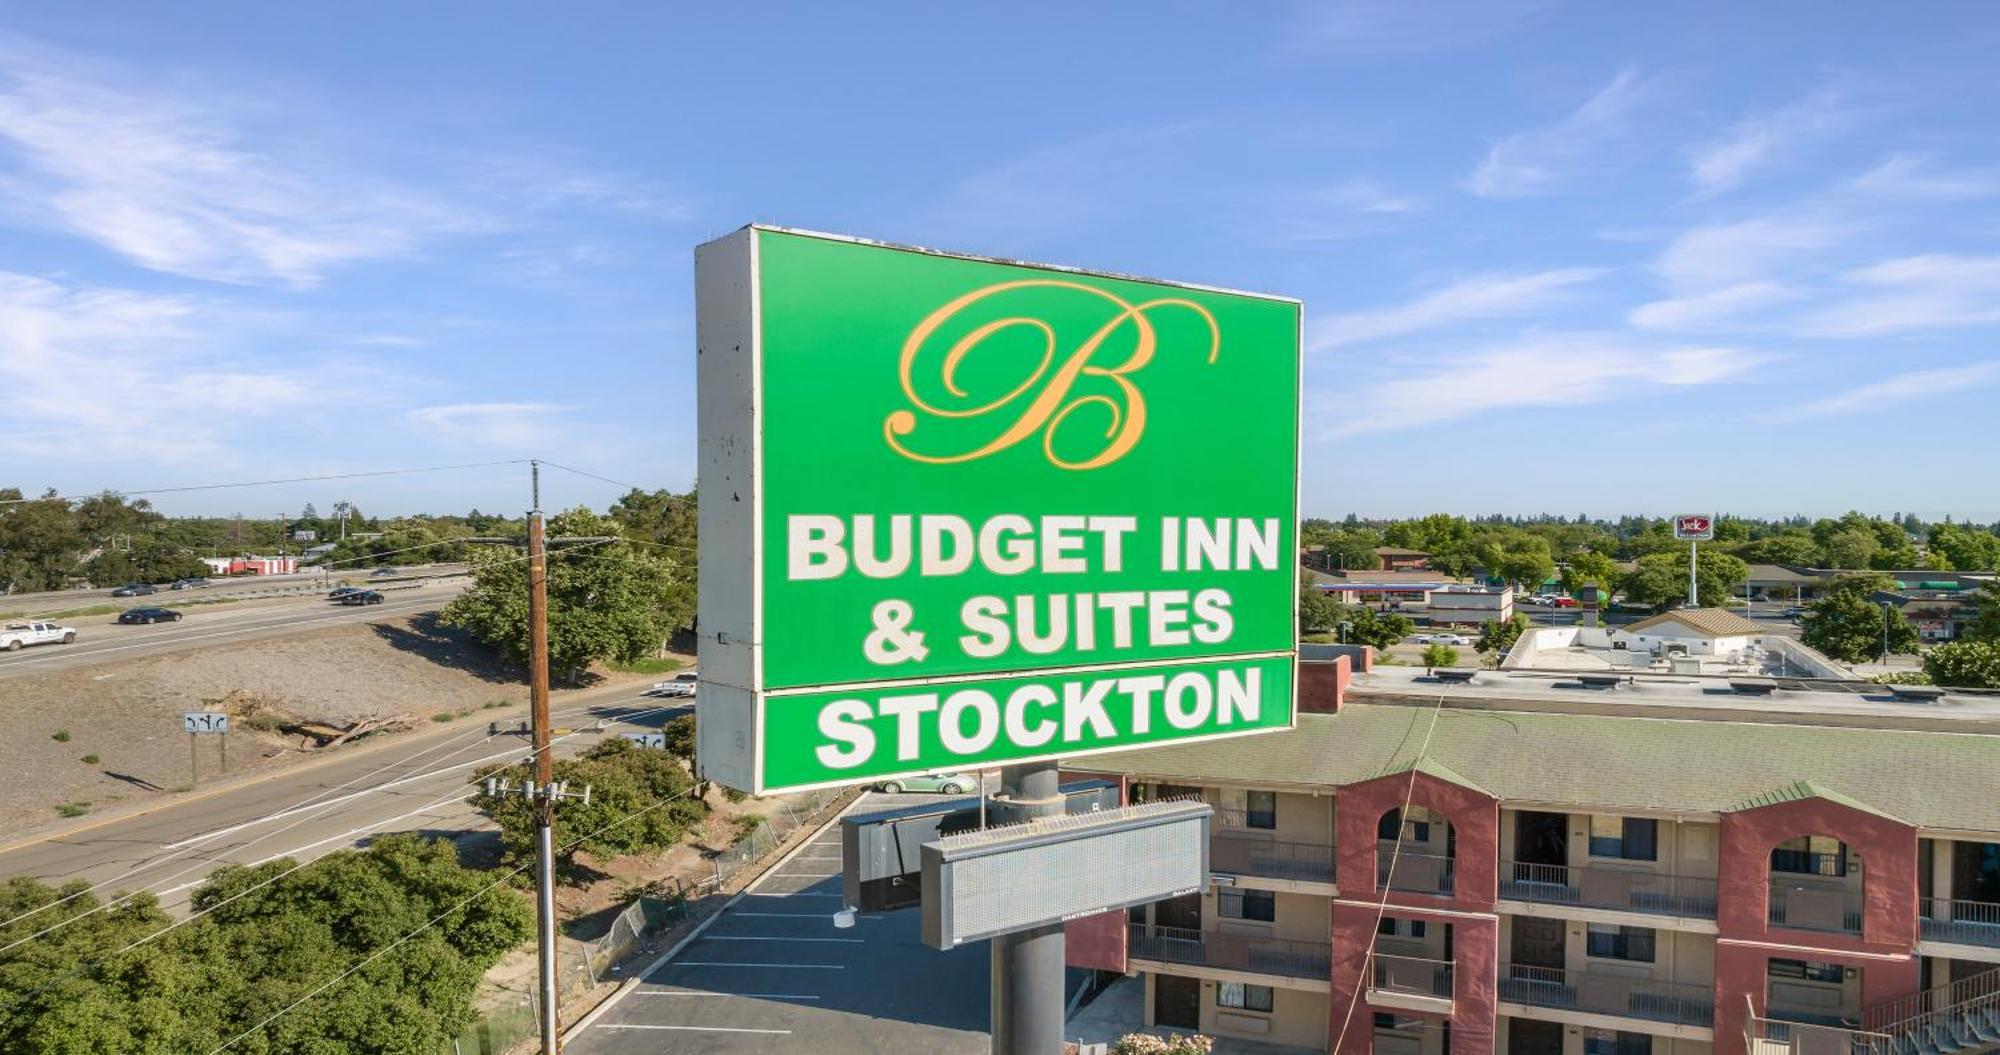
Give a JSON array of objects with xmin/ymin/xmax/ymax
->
[
  {"xmin": 431, "ymin": 710, "xmax": 464, "ymax": 723},
  {"xmin": 51, "ymin": 730, "xmax": 71, "ymax": 743},
  {"xmin": 606, "ymin": 656, "xmax": 684, "ymax": 675},
  {"xmin": 35, "ymin": 604, "xmax": 121, "ymax": 619},
  {"xmin": 481, "ymin": 699, "xmax": 512, "ymax": 710},
  {"xmin": 80, "ymin": 754, "xmax": 100, "ymax": 765},
  {"xmin": 55, "ymin": 803, "xmax": 89, "ymax": 818}
]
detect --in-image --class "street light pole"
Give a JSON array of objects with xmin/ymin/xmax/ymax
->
[{"xmin": 1881, "ymin": 601, "xmax": 1892, "ymax": 667}]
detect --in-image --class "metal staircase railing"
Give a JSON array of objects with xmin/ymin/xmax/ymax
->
[{"xmin": 1864, "ymin": 965, "xmax": 2000, "ymax": 1055}]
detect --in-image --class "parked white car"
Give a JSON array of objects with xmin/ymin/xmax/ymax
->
[
  {"xmin": 1414, "ymin": 633, "xmax": 1473, "ymax": 646},
  {"xmin": 0, "ymin": 621, "xmax": 77, "ymax": 651}
]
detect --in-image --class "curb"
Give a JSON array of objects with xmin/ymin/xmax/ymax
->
[{"xmin": 561, "ymin": 793, "xmax": 860, "ymax": 1041}]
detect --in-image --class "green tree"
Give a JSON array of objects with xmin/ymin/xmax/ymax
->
[
  {"xmin": 1476, "ymin": 614, "xmax": 1530, "ymax": 661},
  {"xmin": 1822, "ymin": 528, "xmax": 1881, "ymax": 570},
  {"xmin": 1340, "ymin": 605, "xmax": 1414, "ymax": 651},
  {"xmin": 1562, "ymin": 550, "xmax": 1621, "ymax": 595},
  {"xmin": 1620, "ymin": 549, "xmax": 1751, "ymax": 611},
  {"xmin": 1300, "ymin": 521, "xmax": 1382, "ymax": 571},
  {"xmin": 472, "ymin": 739, "xmax": 706, "ymax": 881},
  {"xmin": 606, "ymin": 487, "xmax": 698, "ymax": 634},
  {"xmin": 1800, "ymin": 574, "xmax": 1920, "ymax": 663},
  {"xmin": 1927, "ymin": 523, "xmax": 2000, "ymax": 571},
  {"xmin": 441, "ymin": 508, "xmax": 679, "ymax": 680},
  {"xmin": 1732, "ymin": 530, "xmax": 1823, "ymax": 567},
  {"xmin": 1967, "ymin": 580, "xmax": 2000, "ymax": 644},
  {"xmin": 1924, "ymin": 641, "xmax": 2000, "ymax": 689},
  {"xmin": 1420, "ymin": 643, "xmax": 1460, "ymax": 672},
  {"xmin": 1299, "ymin": 570, "xmax": 1344, "ymax": 633}
]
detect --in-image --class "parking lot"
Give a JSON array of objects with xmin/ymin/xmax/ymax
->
[{"xmin": 570, "ymin": 790, "xmax": 990, "ymax": 1055}]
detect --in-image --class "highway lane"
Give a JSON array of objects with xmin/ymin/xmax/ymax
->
[
  {"xmin": 0, "ymin": 581, "xmax": 467, "ymax": 680},
  {"xmin": 0, "ymin": 564, "xmax": 470, "ymax": 616},
  {"xmin": 0, "ymin": 690, "xmax": 685, "ymax": 915}
]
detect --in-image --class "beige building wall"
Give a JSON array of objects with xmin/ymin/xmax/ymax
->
[{"xmin": 1200, "ymin": 983, "xmax": 1329, "ymax": 1050}]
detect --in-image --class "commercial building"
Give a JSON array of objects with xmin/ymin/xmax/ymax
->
[{"xmin": 1069, "ymin": 656, "xmax": 2000, "ymax": 1055}]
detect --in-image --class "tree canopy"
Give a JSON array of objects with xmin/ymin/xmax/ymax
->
[
  {"xmin": 1800, "ymin": 574, "xmax": 1920, "ymax": 663},
  {"xmin": 1924, "ymin": 641, "xmax": 2000, "ymax": 689},
  {"xmin": 472, "ymin": 737, "xmax": 706, "ymax": 882},
  {"xmin": 0, "ymin": 835, "xmax": 530, "ymax": 1055},
  {"xmin": 440, "ymin": 507, "xmax": 681, "ymax": 680}
]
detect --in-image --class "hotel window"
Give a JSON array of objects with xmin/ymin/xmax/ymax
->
[
  {"xmin": 1224, "ymin": 788, "xmax": 1278, "ymax": 830},
  {"xmin": 1376, "ymin": 918, "xmax": 1427, "ymax": 938},
  {"xmin": 1769, "ymin": 958, "xmax": 1845, "ymax": 984},
  {"xmin": 1584, "ymin": 1030, "xmax": 1651, "ymax": 1055},
  {"xmin": 1379, "ymin": 806, "xmax": 1434, "ymax": 842},
  {"xmin": 1772, "ymin": 836, "xmax": 1848, "ymax": 877},
  {"xmin": 1589, "ymin": 816, "xmax": 1658, "ymax": 861},
  {"xmin": 1219, "ymin": 889, "xmax": 1276, "ymax": 923},
  {"xmin": 1585, "ymin": 924, "xmax": 1656, "ymax": 963},
  {"xmin": 1218, "ymin": 982, "xmax": 1274, "ymax": 1013}
]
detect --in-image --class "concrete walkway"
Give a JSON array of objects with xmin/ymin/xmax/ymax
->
[{"xmin": 1067, "ymin": 977, "xmax": 1321, "ymax": 1055}]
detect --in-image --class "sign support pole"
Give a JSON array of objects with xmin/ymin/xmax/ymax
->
[
  {"xmin": 1688, "ymin": 539, "xmax": 1699, "ymax": 609},
  {"xmin": 987, "ymin": 759, "xmax": 1065, "ymax": 1055},
  {"xmin": 189, "ymin": 732, "xmax": 198, "ymax": 788},
  {"xmin": 528, "ymin": 462, "xmax": 562, "ymax": 1055}
]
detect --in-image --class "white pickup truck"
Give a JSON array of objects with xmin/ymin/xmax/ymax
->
[{"xmin": 0, "ymin": 621, "xmax": 77, "ymax": 651}]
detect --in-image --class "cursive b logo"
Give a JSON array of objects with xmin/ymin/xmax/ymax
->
[{"xmin": 882, "ymin": 279, "xmax": 1220, "ymax": 471}]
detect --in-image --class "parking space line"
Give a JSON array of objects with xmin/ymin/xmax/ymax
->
[
  {"xmin": 640, "ymin": 991, "xmax": 822, "ymax": 1000},
  {"xmin": 759, "ymin": 892, "xmax": 843, "ymax": 899},
  {"xmin": 600, "ymin": 1024, "xmax": 795, "ymax": 1034},
  {"xmin": 675, "ymin": 961, "xmax": 845, "ymax": 969},
  {"xmin": 774, "ymin": 871, "xmax": 839, "ymax": 878},
  {"xmin": 705, "ymin": 935, "xmax": 863, "ymax": 943}
]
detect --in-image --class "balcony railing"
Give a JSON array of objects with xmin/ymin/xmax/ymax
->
[
  {"xmin": 1919, "ymin": 897, "xmax": 2000, "ymax": 948},
  {"xmin": 1212, "ymin": 833, "xmax": 1336, "ymax": 885},
  {"xmin": 1769, "ymin": 877, "xmax": 1864, "ymax": 933},
  {"xmin": 1371, "ymin": 953, "xmax": 1454, "ymax": 1000},
  {"xmin": 1126, "ymin": 924, "xmax": 1332, "ymax": 982},
  {"xmin": 1377, "ymin": 850, "xmax": 1456, "ymax": 896},
  {"xmin": 1747, "ymin": 1012, "xmax": 1893, "ymax": 1055},
  {"xmin": 1498, "ymin": 963, "xmax": 1713, "ymax": 1027},
  {"xmin": 1500, "ymin": 859, "xmax": 1719, "ymax": 920}
]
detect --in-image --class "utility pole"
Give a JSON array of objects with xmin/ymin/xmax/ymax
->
[
  {"xmin": 528, "ymin": 459, "xmax": 561, "ymax": 1055},
  {"xmin": 986, "ymin": 760, "xmax": 1065, "ymax": 1055}
]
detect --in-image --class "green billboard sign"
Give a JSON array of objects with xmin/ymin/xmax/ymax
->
[{"xmin": 696, "ymin": 227, "xmax": 1300, "ymax": 794}]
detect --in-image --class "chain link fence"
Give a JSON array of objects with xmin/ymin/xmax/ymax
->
[{"xmin": 443, "ymin": 786, "xmax": 851, "ymax": 1054}]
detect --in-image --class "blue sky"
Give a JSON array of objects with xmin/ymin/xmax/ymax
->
[{"xmin": 1, "ymin": 2, "xmax": 1997, "ymax": 521}]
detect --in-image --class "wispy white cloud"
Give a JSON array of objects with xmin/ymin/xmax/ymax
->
[
  {"xmin": 1288, "ymin": 0, "xmax": 1556, "ymax": 56},
  {"xmin": 1311, "ymin": 267, "xmax": 1604, "ymax": 349},
  {"xmin": 0, "ymin": 38, "xmax": 478, "ymax": 287},
  {"xmin": 1320, "ymin": 336, "xmax": 1757, "ymax": 436},
  {"xmin": 1627, "ymin": 280, "xmax": 1802, "ymax": 330},
  {"xmin": 1261, "ymin": 177, "xmax": 1422, "ymax": 244},
  {"xmin": 1787, "ymin": 360, "xmax": 2000, "ymax": 418},
  {"xmin": 1653, "ymin": 214, "xmax": 1853, "ymax": 290},
  {"xmin": 1469, "ymin": 69, "xmax": 1661, "ymax": 198},
  {"xmin": 1799, "ymin": 254, "xmax": 2000, "ymax": 336},
  {"xmin": 406, "ymin": 403, "xmax": 573, "ymax": 450},
  {"xmin": 1688, "ymin": 86, "xmax": 1855, "ymax": 194},
  {"xmin": 1845, "ymin": 154, "xmax": 2000, "ymax": 201},
  {"xmin": 0, "ymin": 271, "xmax": 316, "ymax": 463}
]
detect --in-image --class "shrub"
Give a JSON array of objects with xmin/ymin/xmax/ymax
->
[
  {"xmin": 80, "ymin": 754, "xmax": 100, "ymax": 765},
  {"xmin": 1114, "ymin": 1033, "xmax": 1215, "ymax": 1055},
  {"xmin": 51, "ymin": 730, "xmax": 71, "ymax": 743},
  {"xmin": 55, "ymin": 803, "xmax": 89, "ymax": 818},
  {"xmin": 1421, "ymin": 643, "xmax": 1460, "ymax": 671}
]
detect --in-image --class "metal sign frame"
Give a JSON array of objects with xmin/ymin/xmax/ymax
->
[{"xmin": 1673, "ymin": 514, "xmax": 1716, "ymax": 541}]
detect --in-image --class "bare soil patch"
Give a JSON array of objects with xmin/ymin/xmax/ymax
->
[{"xmin": 0, "ymin": 612, "xmax": 675, "ymax": 839}]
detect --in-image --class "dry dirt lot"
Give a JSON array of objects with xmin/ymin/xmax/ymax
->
[{"xmin": 0, "ymin": 612, "xmax": 667, "ymax": 838}]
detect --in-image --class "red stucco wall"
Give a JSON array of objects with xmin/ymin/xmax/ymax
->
[
  {"xmin": 1300, "ymin": 655, "xmax": 1352, "ymax": 714},
  {"xmin": 1334, "ymin": 768, "xmax": 1499, "ymax": 912}
]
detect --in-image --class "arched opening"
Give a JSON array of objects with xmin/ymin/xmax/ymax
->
[
  {"xmin": 1768, "ymin": 834, "xmax": 1864, "ymax": 934},
  {"xmin": 1377, "ymin": 805, "xmax": 1457, "ymax": 896}
]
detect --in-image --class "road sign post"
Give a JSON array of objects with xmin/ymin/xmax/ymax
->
[
  {"xmin": 696, "ymin": 226, "xmax": 1301, "ymax": 1055},
  {"xmin": 1674, "ymin": 514, "xmax": 1716, "ymax": 608},
  {"xmin": 183, "ymin": 712, "xmax": 229, "ymax": 786}
]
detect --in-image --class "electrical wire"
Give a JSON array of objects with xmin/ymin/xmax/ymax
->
[
  {"xmin": 0, "ymin": 460, "xmax": 532, "ymax": 507},
  {"xmin": 536, "ymin": 459, "xmax": 653, "ymax": 495},
  {"xmin": 202, "ymin": 784, "xmax": 704, "ymax": 1055},
  {"xmin": 1328, "ymin": 695, "xmax": 1450, "ymax": 1054}
]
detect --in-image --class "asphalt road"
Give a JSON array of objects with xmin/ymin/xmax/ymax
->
[
  {"xmin": 0, "ymin": 689, "xmax": 683, "ymax": 914},
  {"xmin": 571, "ymin": 791, "xmax": 991, "ymax": 1055},
  {"xmin": 0, "ymin": 564, "xmax": 469, "ymax": 616},
  {"xmin": 0, "ymin": 581, "xmax": 466, "ymax": 680}
]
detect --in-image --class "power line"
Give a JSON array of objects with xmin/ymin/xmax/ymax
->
[
  {"xmin": 536, "ymin": 459, "xmax": 653, "ymax": 494},
  {"xmin": 0, "ymin": 460, "xmax": 532, "ymax": 508}
]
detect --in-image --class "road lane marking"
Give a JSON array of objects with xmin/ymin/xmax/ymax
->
[
  {"xmin": 759, "ymin": 893, "xmax": 843, "ymax": 899},
  {"xmin": 0, "ymin": 595, "xmax": 443, "ymax": 670},
  {"xmin": 600, "ymin": 1024, "xmax": 794, "ymax": 1034},
  {"xmin": 773, "ymin": 871, "xmax": 839, "ymax": 878},
  {"xmin": 704, "ymin": 935, "xmax": 863, "ymax": 943},
  {"xmin": 673, "ymin": 961, "xmax": 845, "ymax": 969}
]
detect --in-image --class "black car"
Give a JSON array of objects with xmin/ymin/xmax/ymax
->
[
  {"xmin": 110, "ymin": 583, "xmax": 156, "ymax": 597},
  {"xmin": 339, "ymin": 590, "xmax": 385, "ymax": 606},
  {"xmin": 118, "ymin": 607, "xmax": 183, "ymax": 624},
  {"xmin": 328, "ymin": 585, "xmax": 365, "ymax": 601}
]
